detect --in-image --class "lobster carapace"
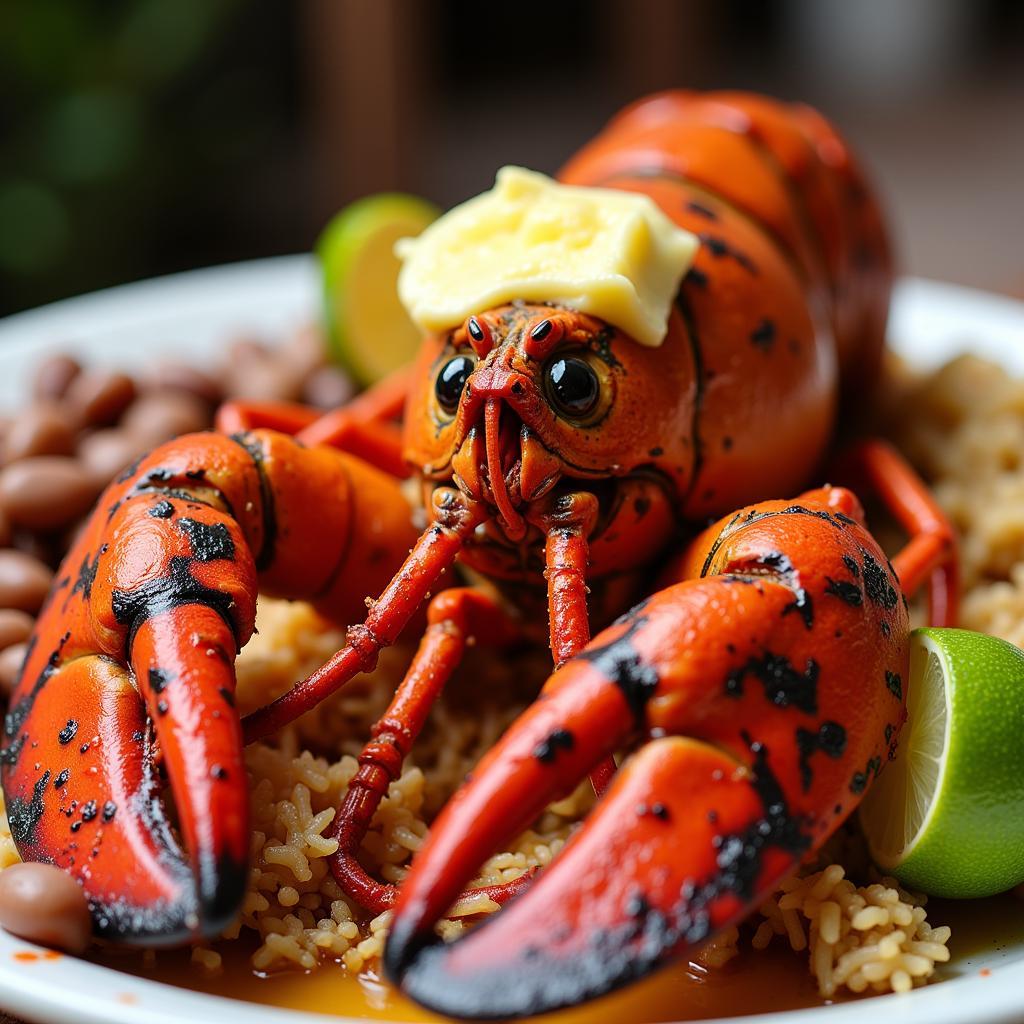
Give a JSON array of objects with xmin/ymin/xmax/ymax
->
[{"xmin": 0, "ymin": 91, "xmax": 956, "ymax": 1015}]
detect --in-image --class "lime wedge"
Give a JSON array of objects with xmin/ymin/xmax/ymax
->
[
  {"xmin": 316, "ymin": 193, "xmax": 439, "ymax": 386},
  {"xmin": 859, "ymin": 627, "xmax": 1024, "ymax": 898}
]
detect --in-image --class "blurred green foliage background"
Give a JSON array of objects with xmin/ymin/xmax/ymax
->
[
  {"xmin": 0, "ymin": 0, "xmax": 303, "ymax": 315},
  {"xmin": 0, "ymin": 0, "xmax": 1021, "ymax": 317}
]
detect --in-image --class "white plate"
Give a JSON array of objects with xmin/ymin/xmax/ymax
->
[{"xmin": 0, "ymin": 258, "xmax": 1022, "ymax": 1024}]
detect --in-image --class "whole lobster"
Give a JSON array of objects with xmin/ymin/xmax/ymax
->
[{"xmin": 1, "ymin": 91, "xmax": 955, "ymax": 1016}]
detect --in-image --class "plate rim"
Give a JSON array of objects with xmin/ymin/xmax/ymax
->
[{"xmin": 0, "ymin": 257, "xmax": 1022, "ymax": 1024}]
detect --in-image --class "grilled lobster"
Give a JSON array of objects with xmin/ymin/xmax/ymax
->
[{"xmin": 0, "ymin": 91, "xmax": 955, "ymax": 1016}]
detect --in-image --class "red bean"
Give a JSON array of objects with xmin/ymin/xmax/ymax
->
[
  {"xmin": 0, "ymin": 863, "xmax": 92, "ymax": 954},
  {"xmin": 0, "ymin": 551, "xmax": 53, "ymax": 612},
  {"xmin": 33, "ymin": 353, "xmax": 81, "ymax": 402},
  {"xmin": 0, "ymin": 456, "xmax": 99, "ymax": 531},
  {"xmin": 66, "ymin": 370, "xmax": 136, "ymax": 427},
  {"xmin": 121, "ymin": 392, "xmax": 209, "ymax": 446},
  {"xmin": 0, "ymin": 641, "xmax": 27, "ymax": 696},
  {"xmin": 3, "ymin": 403, "xmax": 76, "ymax": 463},
  {"xmin": 78, "ymin": 429, "xmax": 148, "ymax": 488},
  {"xmin": 303, "ymin": 365, "xmax": 355, "ymax": 410},
  {"xmin": 0, "ymin": 609, "xmax": 34, "ymax": 651},
  {"xmin": 147, "ymin": 362, "xmax": 223, "ymax": 406}
]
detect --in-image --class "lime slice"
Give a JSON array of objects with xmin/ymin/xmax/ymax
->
[
  {"xmin": 316, "ymin": 193, "xmax": 439, "ymax": 386},
  {"xmin": 859, "ymin": 627, "xmax": 1024, "ymax": 898}
]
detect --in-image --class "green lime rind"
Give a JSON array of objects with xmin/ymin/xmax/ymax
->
[
  {"xmin": 860, "ymin": 627, "xmax": 1024, "ymax": 898},
  {"xmin": 316, "ymin": 192, "xmax": 439, "ymax": 386}
]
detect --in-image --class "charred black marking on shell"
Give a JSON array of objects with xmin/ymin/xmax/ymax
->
[
  {"xmin": 842, "ymin": 555, "xmax": 860, "ymax": 577},
  {"xmin": 148, "ymin": 667, "xmax": 173, "ymax": 694},
  {"xmin": 384, "ymin": 739, "xmax": 810, "ymax": 1019},
  {"xmin": 750, "ymin": 319, "xmax": 776, "ymax": 350},
  {"xmin": 862, "ymin": 552, "xmax": 899, "ymax": 609},
  {"xmin": 884, "ymin": 723, "xmax": 894, "ymax": 743},
  {"xmin": 576, "ymin": 613, "xmax": 658, "ymax": 724},
  {"xmin": 881, "ymin": 619, "xmax": 891, "ymax": 638},
  {"xmin": 81, "ymin": 800, "xmax": 98, "ymax": 823},
  {"xmin": 58, "ymin": 720, "xmax": 79, "ymax": 745},
  {"xmin": 698, "ymin": 233, "xmax": 758, "ymax": 274},
  {"xmin": 111, "ymin": 554, "xmax": 239, "ymax": 654},
  {"xmin": 211, "ymin": 764, "xmax": 229, "ymax": 781},
  {"xmin": 156, "ymin": 700, "xmax": 169, "ymax": 716},
  {"xmin": 795, "ymin": 720, "xmax": 847, "ymax": 792},
  {"xmin": 835, "ymin": 512, "xmax": 858, "ymax": 526},
  {"xmin": 149, "ymin": 500, "xmax": 175, "ymax": 519},
  {"xmin": 177, "ymin": 518, "xmax": 235, "ymax": 562},
  {"xmin": 725, "ymin": 651, "xmax": 819, "ymax": 714},
  {"xmin": 533, "ymin": 729, "xmax": 575, "ymax": 764},
  {"xmin": 0, "ymin": 734, "xmax": 26, "ymax": 767},
  {"xmin": 636, "ymin": 802, "xmax": 670, "ymax": 821},
  {"xmin": 7, "ymin": 770, "xmax": 50, "ymax": 844},
  {"xmin": 67, "ymin": 549, "xmax": 102, "ymax": 606},
  {"xmin": 686, "ymin": 200, "xmax": 717, "ymax": 220},
  {"xmin": 850, "ymin": 755, "xmax": 882, "ymax": 794},
  {"xmin": 229, "ymin": 433, "xmax": 277, "ymax": 572},
  {"xmin": 885, "ymin": 671, "xmax": 903, "ymax": 700},
  {"xmin": 115, "ymin": 454, "xmax": 145, "ymax": 484},
  {"xmin": 102, "ymin": 801, "xmax": 117, "ymax": 822},
  {"xmin": 219, "ymin": 686, "xmax": 235, "ymax": 708},
  {"xmin": 684, "ymin": 266, "xmax": 708, "ymax": 289},
  {"xmin": 824, "ymin": 576, "xmax": 862, "ymax": 607},
  {"xmin": 54, "ymin": 768, "xmax": 70, "ymax": 788},
  {"xmin": 699, "ymin": 504, "xmax": 844, "ymax": 580}
]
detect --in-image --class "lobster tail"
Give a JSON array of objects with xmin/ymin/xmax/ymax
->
[{"xmin": 560, "ymin": 90, "xmax": 891, "ymax": 520}]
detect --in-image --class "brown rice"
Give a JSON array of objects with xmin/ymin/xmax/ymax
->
[{"xmin": 9, "ymin": 350, "xmax": 1024, "ymax": 999}]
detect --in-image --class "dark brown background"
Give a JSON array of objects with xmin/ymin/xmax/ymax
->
[{"xmin": 0, "ymin": 0, "xmax": 1023, "ymax": 320}]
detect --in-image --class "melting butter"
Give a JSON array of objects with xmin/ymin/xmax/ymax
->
[{"xmin": 396, "ymin": 167, "xmax": 699, "ymax": 347}]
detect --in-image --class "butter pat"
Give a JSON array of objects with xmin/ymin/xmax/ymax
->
[{"xmin": 396, "ymin": 167, "xmax": 699, "ymax": 347}]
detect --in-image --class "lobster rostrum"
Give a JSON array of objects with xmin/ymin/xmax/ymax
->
[{"xmin": 0, "ymin": 91, "xmax": 956, "ymax": 1014}]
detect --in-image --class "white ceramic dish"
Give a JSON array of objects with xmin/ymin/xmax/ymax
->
[{"xmin": 0, "ymin": 258, "xmax": 1022, "ymax": 1024}]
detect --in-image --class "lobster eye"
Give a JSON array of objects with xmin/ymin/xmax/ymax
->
[
  {"xmin": 545, "ymin": 356, "xmax": 601, "ymax": 420},
  {"xmin": 435, "ymin": 355, "xmax": 474, "ymax": 414}
]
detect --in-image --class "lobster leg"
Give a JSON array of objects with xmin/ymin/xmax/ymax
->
[
  {"xmin": 840, "ymin": 439, "xmax": 958, "ymax": 626},
  {"xmin": 242, "ymin": 486, "xmax": 484, "ymax": 743},
  {"xmin": 329, "ymin": 587, "xmax": 534, "ymax": 912},
  {"xmin": 385, "ymin": 487, "xmax": 911, "ymax": 1018},
  {"xmin": 216, "ymin": 366, "xmax": 411, "ymax": 478}
]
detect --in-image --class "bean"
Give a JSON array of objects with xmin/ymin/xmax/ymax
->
[
  {"xmin": 121, "ymin": 392, "xmax": 209, "ymax": 446},
  {"xmin": 0, "ymin": 456, "xmax": 99, "ymax": 531},
  {"xmin": 66, "ymin": 370, "xmax": 136, "ymax": 427},
  {"xmin": 3, "ymin": 404, "xmax": 76, "ymax": 463},
  {"xmin": 78, "ymin": 428, "xmax": 148, "ymax": 488},
  {"xmin": 0, "ymin": 642, "xmax": 27, "ymax": 696},
  {"xmin": 225, "ymin": 353, "xmax": 304, "ymax": 403},
  {"xmin": 33, "ymin": 353, "xmax": 81, "ymax": 402},
  {"xmin": 283, "ymin": 325, "xmax": 328, "ymax": 380},
  {"xmin": 0, "ymin": 863, "xmax": 92, "ymax": 954},
  {"xmin": 0, "ymin": 550, "xmax": 53, "ymax": 612},
  {"xmin": 0, "ymin": 609, "xmax": 34, "ymax": 651},
  {"xmin": 304, "ymin": 365, "xmax": 355, "ymax": 410},
  {"xmin": 148, "ymin": 362, "xmax": 222, "ymax": 406}
]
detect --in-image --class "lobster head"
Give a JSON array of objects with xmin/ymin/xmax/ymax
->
[{"xmin": 402, "ymin": 303, "xmax": 698, "ymax": 578}]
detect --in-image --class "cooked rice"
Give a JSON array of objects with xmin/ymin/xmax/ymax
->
[{"xmin": 11, "ymin": 350, "xmax": 1024, "ymax": 1000}]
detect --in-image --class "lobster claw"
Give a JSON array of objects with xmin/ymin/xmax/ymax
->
[
  {"xmin": 387, "ymin": 728, "xmax": 780, "ymax": 1019},
  {"xmin": 2, "ymin": 606, "xmax": 250, "ymax": 947}
]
